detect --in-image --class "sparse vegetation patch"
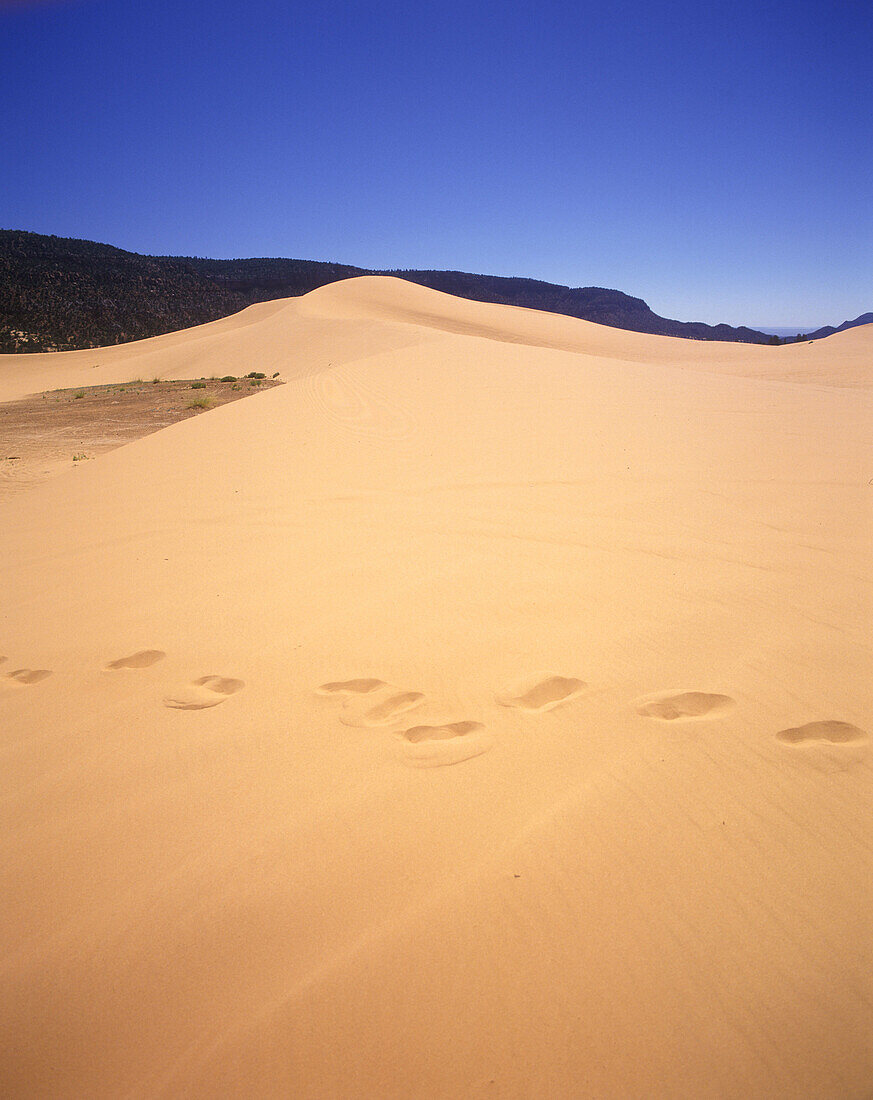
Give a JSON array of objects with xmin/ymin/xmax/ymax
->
[{"xmin": 0, "ymin": 375, "xmax": 283, "ymax": 500}]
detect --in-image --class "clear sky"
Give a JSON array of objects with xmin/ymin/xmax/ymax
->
[{"xmin": 2, "ymin": 0, "xmax": 870, "ymax": 327}]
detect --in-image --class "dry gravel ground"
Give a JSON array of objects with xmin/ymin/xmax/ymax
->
[{"xmin": 0, "ymin": 375, "xmax": 282, "ymax": 500}]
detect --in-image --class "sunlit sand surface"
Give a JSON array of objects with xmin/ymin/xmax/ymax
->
[{"xmin": 2, "ymin": 278, "xmax": 871, "ymax": 1097}]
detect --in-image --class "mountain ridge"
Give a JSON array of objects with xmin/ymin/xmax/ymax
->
[
  {"xmin": 808, "ymin": 312, "xmax": 873, "ymax": 340},
  {"xmin": 0, "ymin": 228, "xmax": 858, "ymax": 353}
]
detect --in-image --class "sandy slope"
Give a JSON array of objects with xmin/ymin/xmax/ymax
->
[{"xmin": 2, "ymin": 278, "xmax": 871, "ymax": 1098}]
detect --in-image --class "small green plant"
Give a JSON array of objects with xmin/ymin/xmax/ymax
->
[
  {"xmin": 272, "ymin": 372, "xmax": 280, "ymax": 379},
  {"xmin": 246, "ymin": 371, "xmax": 266, "ymax": 380},
  {"xmin": 249, "ymin": 379, "xmax": 261, "ymax": 387},
  {"xmin": 73, "ymin": 390, "xmax": 85, "ymax": 399},
  {"xmin": 221, "ymin": 375, "xmax": 237, "ymax": 383},
  {"xmin": 231, "ymin": 384, "xmax": 240, "ymax": 391},
  {"xmin": 191, "ymin": 381, "xmax": 207, "ymax": 389},
  {"xmin": 152, "ymin": 377, "xmax": 161, "ymax": 384},
  {"xmin": 187, "ymin": 397, "xmax": 215, "ymax": 410},
  {"xmin": 72, "ymin": 452, "xmax": 90, "ymax": 462}
]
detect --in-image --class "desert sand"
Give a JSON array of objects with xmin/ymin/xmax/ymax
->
[
  {"xmin": 0, "ymin": 377, "xmax": 282, "ymax": 501},
  {"xmin": 1, "ymin": 277, "xmax": 871, "ymax": 1098}
]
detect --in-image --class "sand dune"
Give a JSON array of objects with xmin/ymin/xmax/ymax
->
[
  {"xmin": 2, "ymin": 277, "xmax": 871, "ymax": 1097},
  {"xmin": 3, "ymin": 276, "xmax": 872, "ymax": 404}
]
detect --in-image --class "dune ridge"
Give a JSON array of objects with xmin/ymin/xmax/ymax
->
[
  {"xmin": 2, "ymin": 276, "xmax": 872, "ymax": 406},
  {"xmin": 1, "ymin": 277, "xmax": 871, "ymax": 1097}
]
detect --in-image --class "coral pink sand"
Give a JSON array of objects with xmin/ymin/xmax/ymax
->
[{"xmin": 2, "ymin": 278, "xmax": 871, "ymax": 1097}]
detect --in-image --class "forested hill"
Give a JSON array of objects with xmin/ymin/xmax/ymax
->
[
  {"xmin": 1, "ymin": 229, "xmax": 774, "ymax": 352},
  {"xmin": 0, "ymin": 233, "xmax": 363, "ymax": 353}
]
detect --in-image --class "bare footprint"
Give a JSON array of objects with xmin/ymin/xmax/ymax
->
[
  {"xmin": 776, "ymin": 720, "xmax": 866, "ymax": 746},
  {"xmin": 105, "ymin": 649, "xmax": 166, "ymax": 671},
  {"xmin": 2, "ymin": 668, "xmax": 52, "ymax": 690},
  {"xmin": 399, "ymin": 721, "xmax": 493, "ymax": 768},
  {"xmin": 164, "ymin": 676, "xmax": 245, "ymax": 711},
  {"xmin": 317, "ymin": 678, "xmax": 387, "ymax": 695},
  {"xmin": 497, "ymin": 675, "xmax": 587, "ymax": 712},
  {"xmin": 401, "ymin": 721, "xmax": 484, "ymax": 743},
  {"xmin": 635, "ymin": 691, "xmax": 734, "ymax": 721},
  {"xmin": 341, "ymin": 690, "xmax": 425, "ymax": 727}
]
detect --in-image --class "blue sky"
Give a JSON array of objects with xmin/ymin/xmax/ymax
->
[{"xmin": 2, "ymin": 0, "xmax": 870, "ymax": 327}]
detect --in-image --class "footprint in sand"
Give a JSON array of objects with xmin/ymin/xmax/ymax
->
[
  {"xmin": 317, "ymin": 678, "xmax": 387, "ymax": 696},
  {"xmin": 497, "ymin": 675, "xmax": 587, "ymax": 713},
  {"xmin": 635, "ymin": 691, "xmax": 734, "ymax": 721},
  {"xmin": 776, "ymin": 720, "xmax": 867, "ymax": 746},
  {"xmin": 2, "ymin": 667, "xmax": 53, "ymax": 690},
  {"xmin": 164, "ymin": 676, "xmax": 245, "ymax": 710},
  {"xmin": 318, "ymin": 676, "xmax": 427, "ymax": 727},
  {"xmin": 398, "ymin": 721, "xmax": 493, "ymax": 768},
  {"xmin": 401, "ymin": 721, "xmax": 484, "ymax": 744},
  {"xmin": 340, "ymin": 689, "xmax": 425, "ymax": 728},
  {"xmin": 105, "ymin": 649, "xmax": 166, "ymax": 671}
]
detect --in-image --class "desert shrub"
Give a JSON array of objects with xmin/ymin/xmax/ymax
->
[
  {"xmin": 191, "ymin": 381, "xmax": 206, "ymax": 389},
  {"xmin": 73, "ymin": 390, "xmax": 85, "ymax": 399},
  {"xmin": 246, "ymin": 371, "xmax": 266, "ymax": 379},
  {"xmin": 187, "ymin": 397, "xmax": 214, "ymax": 410},
  {"xmin": 221, "ymin": 375, "xmax": 237, "ymax": 382}
]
